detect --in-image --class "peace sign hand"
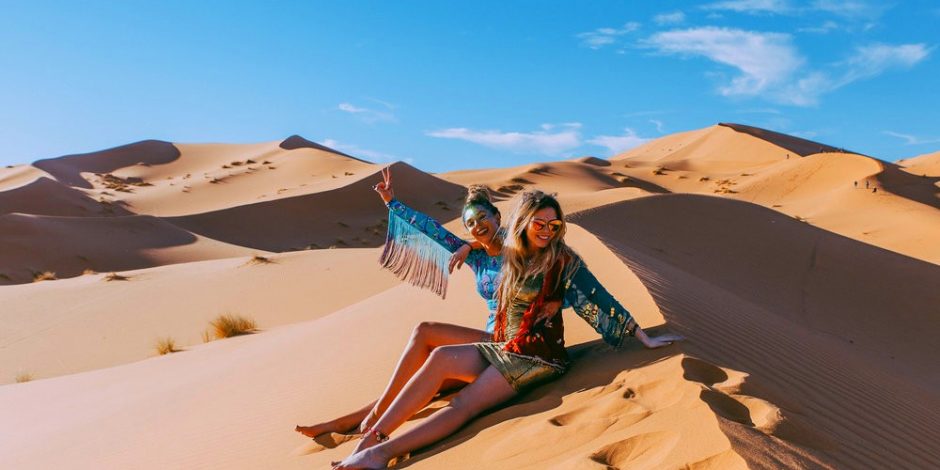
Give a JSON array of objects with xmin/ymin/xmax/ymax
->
[{"xmin": 373, "ymin": 166, "xmax": 394, "ymax": 204}]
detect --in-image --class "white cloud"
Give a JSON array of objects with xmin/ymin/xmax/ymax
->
[
  {"xmin": 336, "ymin": 102, "xmax": 397, "ymax": 124},
  {"xmin": 577, "ymin": 22, "xmax": 641, "ymax": 49},
  {"xmin": 654, "ymin": 11, "xmax": 686, "ymax": 25},
  {"xmin": 882, "ymin": 131, "xmax": 940, "ymax": 146},
  {"xmin": 702, "ymin": 0, "xmax": 792, "ymax": 14},
  {"xmin": 321, "ymin": 139, "xmax": 411, "ymax": 163},
  {"xmin": 427, "ymin": 123, "xmax": 582, "ymax": 155},
  {"xmin": 649, "ymin": 119, "xmax": 665, "ymax": 133},
  {"xmin": 644, "ymin": 25, "xmax": 930, "ymax": 107},
  {"xmin": 836, "ymin": 43, "xmax": 932, "ymax": 86},
  {"xmin": 776, "ymin": 44, "xmax": 932, "ymax": 105},
  {"xmin": 588, "ymin": 128, "xmax": 650, "ymax": 155},
  {"xmin": 797, "ymin": 20, "xmax": 840, "ymax": 33},
  {"xmin": 622, "ymin": 110, "xmax": 671, "ymax": 118},
  {"xmin": 811, "ymin": 0, "xmax": 889, "ymax": 20},
  {"xmin": 736, "ymin": 107, "xmax": 782, "ymax": 114},
  {"xmin": 645, "ymin": 27, "xmax": 804, "ymax": 96}
]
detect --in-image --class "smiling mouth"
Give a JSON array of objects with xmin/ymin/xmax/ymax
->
[
  {"xmin": 475, "ymin": 227, "xmax": 489, "ymax": 236},
  {"xmin": 537, "ymin": 234, "xmax": 551, "ymax": 241}
]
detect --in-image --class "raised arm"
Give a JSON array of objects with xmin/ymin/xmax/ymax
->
[
  {"xmin": 375, "ymin": 166, "xmax": 467, "ymax": 253},
  {"xmin": 375, "ymin": 166, "xmax": 466, "ymax": 298},
  {"xmin": 386, "ymin": 199, "xmax": 467, "ymax": 253}
]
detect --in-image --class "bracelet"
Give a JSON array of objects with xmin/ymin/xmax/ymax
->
[{"xmin": 628, "ymin": 323, "xmax": 639, "ymax": 337}]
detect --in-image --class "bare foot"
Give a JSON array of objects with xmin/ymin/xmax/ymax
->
[
  {"xmin": 295, "ymin": 420, "xmax": 357, "ymax": 439},
  {"xmin": 332, "ymin": 447, "xmax": 389, "ymax": 470},
  {"xmin": 349, "ymin": 429, "xmax": 383, "ymax": 455}
]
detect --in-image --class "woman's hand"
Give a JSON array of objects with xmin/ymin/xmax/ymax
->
[
  {"xmin": 635, "ymin": 328, "xmax": 684, "ymax": 349},
  {"xmin": 449, "ymin": 244, "xmax": 472, "ymax": 273},
  {"xmin": 373, "ymin": 166, "xmax": 394, "ymax": 204}
]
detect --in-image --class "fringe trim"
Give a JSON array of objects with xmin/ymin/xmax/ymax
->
[{"xmin": 379, "ymin": 209, "xmax": 450, "ymax": 298}]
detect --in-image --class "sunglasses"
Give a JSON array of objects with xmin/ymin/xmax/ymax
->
[{"xmin": 529, "ymin": 218, "xmax": 563, "ymax": 233}]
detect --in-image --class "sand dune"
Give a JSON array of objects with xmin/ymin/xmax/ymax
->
[
  {"xmin": 0, "ymin": 213, "xmax": 251, "ymax": 284},
  {"xmin": 603, "ymin": 126, "xmax": 940, "ymax": 264},
  {"xmin": 570, "ymin": 194, "xmax": 940, "ymax": 468},
  {"xmin": 610, "ymin": 124, "xmax": 793, "ymax": 172},
  {"xmin": 898, "ymin": 150, "xmax": 940, "ymax": 177},
  {"xmin": 0, "ymin": 224, "xmax": 740, "ymax": 469},
  {"xmin": 0, "ymin": 176, "xmax": 131, "ymax": 217},
  {"xmin": 32, "ymin": 140, "xmax": 182, "ymax": 188},
  {"xmin": 2, "ymin": 125, "xmax": 939, "ymax": 469},
  {"xmin": 167, "ymin": 161, "xmax": 466, "ymax": 251},
  {"xmin": 0, "ymin": 248, "xmax": 402, "ymax": 384}
]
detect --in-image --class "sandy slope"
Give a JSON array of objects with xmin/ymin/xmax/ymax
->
[
  {"xmin": 167, "ymin": 161, "xmax": 466, "ymax": 252},
  {"xmin": 898, "ymin": 150, "xmax": 940, "ymax": 177},
  {"xmin": 0, "ymin": 213, "xmax": 253, "ymax": 284},
  {"xmin": 0, "ymin": 225, "xmax": 745, "ymax": 469},
  {"xmin": 0, "ymin": 249, "xmax": 402, "ymax": 384},
  {"xmin": 2, "ymin": 125, "xmax": 939, "ymax": 469},
  {"xmin": 607, "ymin": 125, "xmax": 940, "ymax": 264},
  {"xmin": 570, "ymin": 195, "xmax": 940, "ymax": 468}
]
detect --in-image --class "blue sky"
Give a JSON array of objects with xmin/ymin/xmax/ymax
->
[{"xmin": 0, "ymin": 1, "xmax": 937, "ymax": 172}]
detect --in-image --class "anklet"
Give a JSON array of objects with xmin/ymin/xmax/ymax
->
[{"xmin": 370, "ymin": 428, "xmax": 389, "ymax": 443}]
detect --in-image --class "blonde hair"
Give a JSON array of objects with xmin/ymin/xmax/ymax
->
[{"xmin": 496, "ymin": 190, "xmax": 571, "ymax": 311}]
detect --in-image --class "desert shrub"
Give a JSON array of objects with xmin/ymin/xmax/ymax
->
[{"xmin": 210, "ymin": 314, "xmax": 257, "ymax": 339}]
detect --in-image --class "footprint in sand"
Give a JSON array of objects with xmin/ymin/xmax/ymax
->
[
  {"xmin": 291, "ymin": 432, "xmax": 360, "ymax": 456},
  {"xmin": 548, "ymin": 383, "xmax": 650, "ymax": 428},
  {"xmin": 485, "ymin": 381, "xmax": 652, "ymax": 463},
  {"xmin": 686, "ymin": 448, "xmax": 748, "ymax": 469},
  {"xmin": 681, "ymin": 356, "xmax": 814, "ymax": 444},
  {"xmin": 588, "ymin": 430, "xmax": 680, "ymax": 469}
]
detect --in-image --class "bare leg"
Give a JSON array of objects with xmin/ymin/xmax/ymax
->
[
  {"xmin": 295, "ymin": 400, "xmax": 375, "ymax": 438},
  {"xmin": 334, "ymin": 362, "xmax": 516, "ymax": 469},
  {"xmin": 343, "ymin": 344, "xmax": 509, "ymax": 456},
  {"xmin": 296, "ymin": 322, "xmax": 487, "ymax": 437},
  {"xmin": 359, "ymin": 322, "xmax": 488, "ymax": 431}
]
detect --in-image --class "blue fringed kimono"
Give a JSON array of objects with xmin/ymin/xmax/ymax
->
[
  {"xmin": 379, "ymin": 199, "xmax": 639, "ymax": 350},
  {"xmin": 380, "ymin": 199, "xmax": 503, "ymax": 332}
]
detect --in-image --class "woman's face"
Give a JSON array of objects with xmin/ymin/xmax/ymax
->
[
  {"xmin": 525, "ymin": 206, "xmax": 563, "ymax": 251},
  {"xmin": 463, "ymin": 205, "xmax": 500, "ymax": 245}
]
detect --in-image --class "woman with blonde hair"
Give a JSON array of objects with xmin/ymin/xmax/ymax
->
[{"xmin": 332, "ymin": 189, "xmax": 681, "ymax": 469}]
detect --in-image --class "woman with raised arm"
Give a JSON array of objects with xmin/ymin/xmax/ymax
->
[
  {"xmin": 331, "ymin": 190, "xmax": 681, "ymax": 469},
  {"xmin": 296, "ymin": 167, "xmax": 505, "ymax": 438}
]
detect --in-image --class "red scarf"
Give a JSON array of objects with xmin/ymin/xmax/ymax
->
[{"xmin": 493, "ymin": 256, "xmax": 569, "ymax": 361}]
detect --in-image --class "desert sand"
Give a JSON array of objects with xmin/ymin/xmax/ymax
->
[{"xmin": 1, "ymin": 127, "xmax": 938, "ymax": 469}]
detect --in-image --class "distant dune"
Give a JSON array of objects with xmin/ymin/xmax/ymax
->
[{"xmin": 1, "ymin": 126, "xmax": 937, "ymax": 469}]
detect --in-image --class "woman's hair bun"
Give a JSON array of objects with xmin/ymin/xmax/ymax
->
[{"xmin": 465, "ymin": 184, "xmax": 492, "ymax": 206}]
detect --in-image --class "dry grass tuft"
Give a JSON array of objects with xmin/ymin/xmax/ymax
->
[
  {"xmin": 210, "ymin": 314, "xmax": 257, "ymax": 339},
  {"xmin": 104, "ymin": 272, "xmax": 130, "ymax": 281},
  {"xmin": 155, "ymin": 337, "xmax": 179, "ymax": 355},
  {"xmin": 202, "ymin": 330, "xmax": 212, "ymax": 343},
  {"xmin": 15, "ymin": 372, "xmax": 33, "ymax": 383},
  {"xmin": 245, "ymin": 254, "xmax": 274, "ymax": 266},
  {"xmin": 82, "ymin": 268, "xmax": 97, "ymax": 276},
  {"xmin": 33, "ymin": 271, "xmax": 57, "ymax": 282}
]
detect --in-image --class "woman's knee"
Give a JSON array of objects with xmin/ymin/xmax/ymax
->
[{"xmin": 410, "ymin": 321, "xmax": 439, "ymax": 345}]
